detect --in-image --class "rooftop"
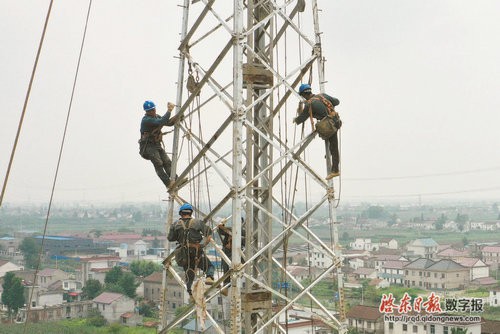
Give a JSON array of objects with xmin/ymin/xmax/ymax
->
[
  {"xmin": 144, "ymin": 272, "xmax": 162, "ymax": 283},
  {"xmin": 427, "ymin": 259, "xmax": 466, "ymax": 271},
  {"xmin": 410, "ymin": 238, "xmax": 438, "ymax": 247},
  {"xmin": 346, "ymin": 305, "xmax": 382, "ymax": 321},
  {"xmin": 93, "ymin": 292, "xmax": 124, "ymax": 304},
  {"xmin": 34, "ymin": 235, "xmax": 74, "ymax": 241}
]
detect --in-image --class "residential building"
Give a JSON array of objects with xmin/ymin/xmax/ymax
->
[
  {"xmin": 120, "ymin": 312, "xmax": 142, "ymax": 326},
  {"xmin": 76, "ymin": 255, "xmax": 120, "ymax": 284},
  {"xmin": 348, "ymin": 257, "xmax": 367, "ymax": 270},
  {"xmin": 481, "ymin": 245, "xmax": 500, "ymax": 269},
  {"xmin": 287, "ymin": 265, "xmax": 320, "ymax": 281},
  {"xmin": 133, "ymin": 240, "xmax": 148, "ymax": 257},
  {"xmin": 88, "ymin": 267, "xmax": 112, "ymax": 284},
  {"xmin": 346, "ymin": 305, "xmax": 383, "ymax": 334},
  {"xmin": 143, "ymin": 271, "xmax": 185, "ymax": 308},
  {"xmin": 16, "ymin": 300, "xmax": 93, "ymax": 323},
  {"xmin": 62, "ymin": 279, "xmax": 83, "ymax": 292},
  {"xmin": 490, "ymin": 288, "xmax": 500, "ymax": 307},
  {"xmin": 404, "ymin": 258, "xmax": 469, "ymax": 290},
  {"xmin": 350, "ymin": 238, "xmax": 378, "ymax": 251},
  {"xmin": 378, "ymin": 260, "xmax": 408, "ymax": 285},
  {"xmin": 307, "ymin": 249, "xmax": 334, "ymax": 269},
  {"xmin": 93, "ymin": 292, "xmax": 135, "ymax": 323},
  {"xmin": 436, "ymin": 247, "xmax": 470, "ymax": 261},
  {"xmin": 406, "ymin": 238, "xmax": 439, "ymax": 259},
  {"xmin": 37, "ymin": 268, "xmax": 69, "ymax": 289},
  {"xmin": 0, "ymin": 259, "xmax": 23, "ymax": 277},
  {"xmin": 454, "ymin": 257, "xmax": 489, "ymax": 281},
  {"xmin": 370, "ymin": 254, "xmax": 407, "ymax": 271},
  {"xmin": 378, "ymin": 238, "xmax": 398, "ymax": 250},
  {"xmin": 0, "ymin": 236, "xmax": 20, "ymax": 253},
  {"xmin": 353, "ymin": 267, "xmax": 377, "ymax": 280}
]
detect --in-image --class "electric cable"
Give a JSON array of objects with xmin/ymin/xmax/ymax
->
[{"xmin": 24, "ymin": 1, "xmax": 94, "ymax": 332}]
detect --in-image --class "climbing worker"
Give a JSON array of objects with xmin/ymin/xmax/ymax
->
[
  {"xmin": 217, "ymin": 217, "xmax": 246, "ymax": 287},
  {"xmin": 167, "ymin": 203, "xmax": 215, "ymax": 297},
  {"xmin": 294, "ymin": 84, "xmax": 342, "ymax": 180},
  {"xmin": 139, "ymin": 100, "xmax": 187, "ymax": 189}
]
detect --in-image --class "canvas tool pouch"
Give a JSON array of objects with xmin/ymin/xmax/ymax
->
[
  {"xmin": 138, "ymin": 135, "xmax": 150, "ymax": 160},
  {"xmin": 308, "ymin": 94, "xmax": 341, "ymax": 140},
  {"xmin": 174, "ymin": 246, "xmax": 188, "ymax": 267},
  {"xmin": 315, "ymin": 115, "xmax": 338, "ymax": 140}
]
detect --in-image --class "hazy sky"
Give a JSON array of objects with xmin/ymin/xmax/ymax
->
[{"xmin": 1, "ymin": 1, "xmax": 499, "ymax": 206}]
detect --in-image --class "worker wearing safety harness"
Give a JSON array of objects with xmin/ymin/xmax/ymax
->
[
  {"xmin": 167, "ymin": 203, "xmax": 215, "ymax": 297},
  {"xmin": 139, "ymin": 100, "xmax": 186, "ymax": 188},
  {"xmin": 294, "ymin": 84, "xmax": 342, "ymax": 180}
]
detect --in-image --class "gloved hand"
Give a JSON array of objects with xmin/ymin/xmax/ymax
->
[{"xmin": 167, "ymin": 102, "xmax": 175, "ymax": 111}]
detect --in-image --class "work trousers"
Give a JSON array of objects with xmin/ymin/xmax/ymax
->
[
  {"xmin": 183, "ymin": 247, "xmax": 214, "ymax": 293},
  {"xmin": 327, "ymin": 133, "xmax": 339, "ymax": 173},
  {"xmin": 142, "ymin": 142, "xmax": 172, "ymax": 186}
]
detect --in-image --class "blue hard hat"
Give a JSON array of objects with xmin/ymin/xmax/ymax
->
[
  {"xmin": 179, "ymin": 203, "xmax": 193, "ymax": 214},
  {"xmin": 298, "ymin": 83, "xmax": 312, "ymax": 95},
  {"xmin": 143, "ymin": 100, "xmax": 156, "ymax": 111}
]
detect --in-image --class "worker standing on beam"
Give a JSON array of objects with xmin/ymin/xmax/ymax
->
[
  {"xmin": 294, "ymin": 84, "xmax": 342, "ymax": 180},
  {"xmin": 138, "ymin": 100, "xmax": 187, "ymax": 188},
  {"xmin": 168, "ymin": 203, "xmax": 215, "ymax": 298}
]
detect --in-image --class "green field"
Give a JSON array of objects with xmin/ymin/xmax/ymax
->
[{"xmin": 0, "ymin": 320, "xmax": 158, "ymax": 334}]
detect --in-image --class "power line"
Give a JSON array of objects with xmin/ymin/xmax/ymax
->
[
  {"xmin": 344, "ymin": 166, "xmax": 500, "ymax": 181},
  {"xmin": 346, "ymin": 185, "xmax": 500, "ymax": 199}
]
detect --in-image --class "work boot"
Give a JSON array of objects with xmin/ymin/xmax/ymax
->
[
  {"xmin": 220, "ymin": 287, "xmax": 229, "ymax": 296},
  {"xmin": 326, "ymin": 171, "xmax": 340, "ymax": 180},
  {"xmin": 205, "ymin": 276, "xmax": 214, "ymax": 285},
  {"xmin": 167, "ymin": 177, "xmax": 189, "ymax": 190}
]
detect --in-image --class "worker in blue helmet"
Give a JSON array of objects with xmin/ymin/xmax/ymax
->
[
  {"xmin": 294, "ymin": 84, "xmax": 342, "ymax": 180},
  {"xmin": 139, "ymin": 100, "xmax": 187, "ymax": 189},
  {"xmin": 167, "ymin": 203, "xmax": 215, "ymax": 297}
]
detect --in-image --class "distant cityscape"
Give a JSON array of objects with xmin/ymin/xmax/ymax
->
[{"xmin": 1, "ymin": 201, "xmax": 499, "ymax": 333}]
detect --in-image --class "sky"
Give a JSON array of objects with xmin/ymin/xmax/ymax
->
[{"xmin": 1, "ymin": 1, "xmax": 499, "ymax": 206}]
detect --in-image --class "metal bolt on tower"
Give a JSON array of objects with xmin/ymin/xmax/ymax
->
[{"xmin": 159, "ymin": 1, "xmax": 346, "ymax": 333}]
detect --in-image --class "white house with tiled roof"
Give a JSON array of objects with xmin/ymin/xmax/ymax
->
[
  {"xmin": 378, "ymin": 260, "xmax": 409, "ymax": 285},
  {"xmin": 346, "ymin": 305, "xmax": 383, "ymax": 334},
  {"xmin": 481, "ymin": 245, "xmax": 500, "ymax": 269},
  {"xmin": 77, "ymin": 255, "xmax": 120, "ymax": 284},
  {"xmin": 353, "ymin": 267, "xmax": 377, "ymax": 280},
  {"xmin": 455, "ymin": 257, "xmax": 489, "ymax": 281},
  {"xmin": 0, "ymin": 259, "xmax": 22, "ymax": 277},
  {"xmin": 406, "ymin": 238, "xmax": 438, "ymax": 259},
  {"xmin": 93, "ymin": 292, "xmax": 134, "ymax": 323},
  {"xmin": 37, "ymin": 268, "xmax": 69, "ymax": 289},
  {"xmin": 489, "ymin": 287, "xmax": 500, "ymax": 307},
  {"xmin": 350, "ymin": 238, "xmax": 378, "ymax": 251},
  {"xmin": 436, "ymin": 247, "xmax": 470, "ymax": 261}
]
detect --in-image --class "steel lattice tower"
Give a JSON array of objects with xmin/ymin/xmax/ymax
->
[{"xmin": 159, "ymin": 1, "xmax": 346, "ymax": 333}]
